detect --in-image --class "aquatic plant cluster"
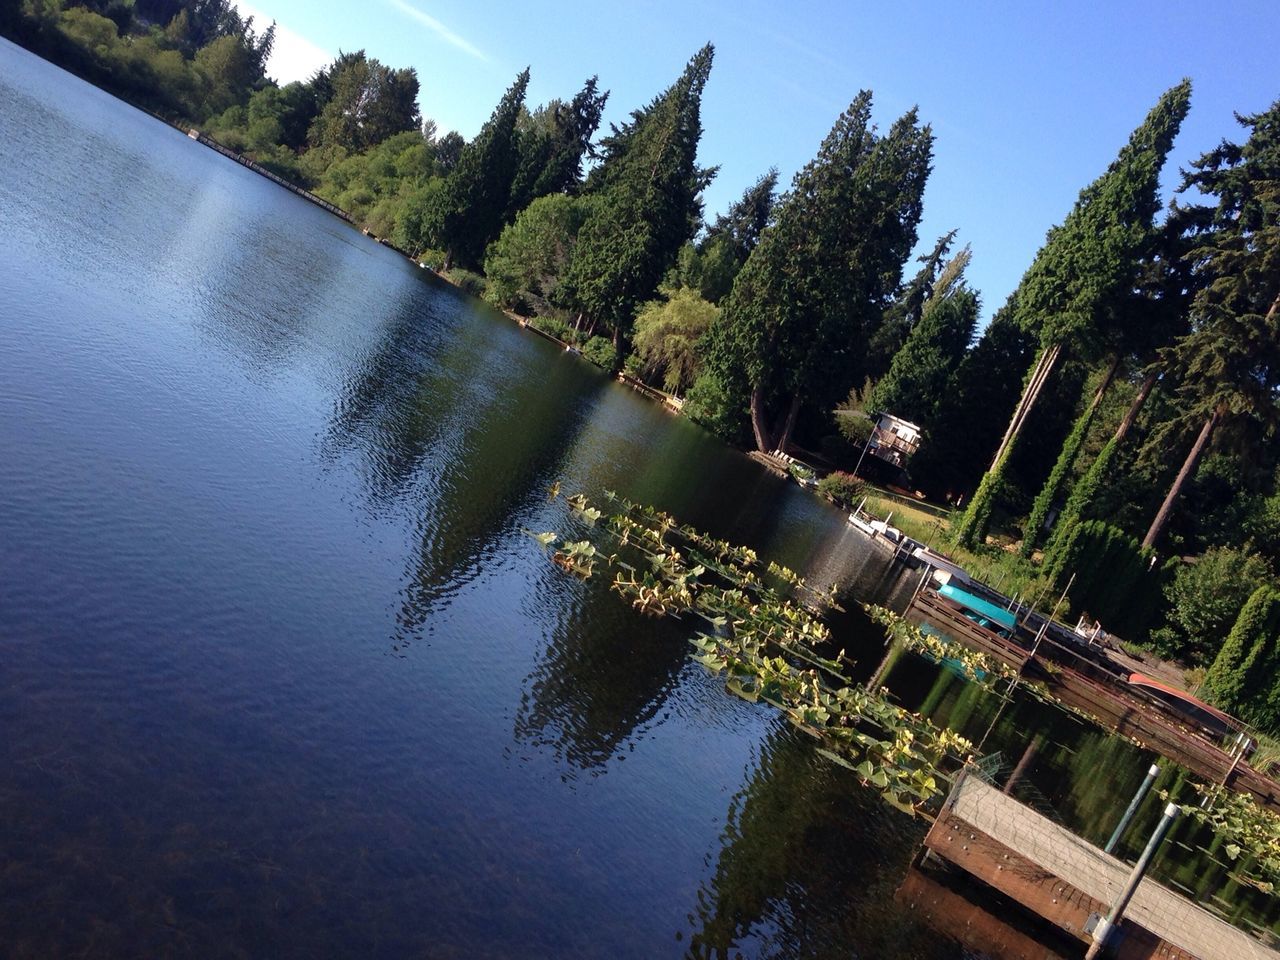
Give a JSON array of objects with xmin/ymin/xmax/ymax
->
[
  {"xmin": 529, "ymin": 490, "xmax": 974, "ymax": 814},
  {"xmin": 1170, "ymin": 784, "xmax": 1280, "ymax": 892},
  {"xmin": 864, "ymin": 604, "xmax": 1018, "ymax": 687}
]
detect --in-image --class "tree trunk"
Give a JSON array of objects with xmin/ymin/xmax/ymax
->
[
  {"xmin": 1021, "ymin": 353, "xmax": 1120, "ymax": 555},
  {"xmin": 955, "ymin": 342, "xmax": 1062, "ymax": 549},
  {"xmin": 750, "ymin": 385, "xmax": 777, "ymax": 453},
  {"xmin": 1043, "ymin": 367, "xmax": 1161, "ymax": 560},
  {"xmin": 1114, "ymin": 368, "xmax": 1158, "ymax": 444},
  {"xmin": 1141, "ymin": 405, "xmax": 1222, "ymax": 550},
  {"xmin": 989, "ymin": 342, "xmax": 1062, "ymax": 470},
  {"xmin": 1087, "ymin": 353, "xmax": 1121, "ymax": 418},
  {"xmin": 443, "ymin": 249, "xmax": 455, "ymax": 272},
  {"xmin": 776, "ymin": 393, "xmax": 803, "ymax": 453}
]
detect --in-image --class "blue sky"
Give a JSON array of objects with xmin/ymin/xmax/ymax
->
[{"xmin": 237, "ymin": 0, "xmax": 1278, "ymax": 326}]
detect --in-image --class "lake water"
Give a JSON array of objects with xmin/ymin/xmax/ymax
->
[{"xmin": 3, "ymin": 38, "xmax": 1274, "ymax": 959}]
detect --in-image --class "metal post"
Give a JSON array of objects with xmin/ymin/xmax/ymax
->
[
  {"xmin": 1085, "ymin": 802, "xmax": 1180, "ymax": 960},
  {"xmin": 852, "ymin": 435, "xmax": 873, "ymax": 479},
  {"xmin": 1104, "ymin": 763, "xmax": 1160, "ymax": 854},
  {"xmin": 1030, "ymin": 573, "xmax": 1074, "ymax": 659}
]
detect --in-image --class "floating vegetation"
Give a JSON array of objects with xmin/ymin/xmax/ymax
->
[
  {"xmin": 864, "ymin": 605, "xmax": 1018, "ymax": 687},
  {"xmin": 1168, "ymin": 784, "xmax": 1280, "ymax": 892},
  {"xmin": 864, "ymin": 603, "xmax": 1109, "ymax": 734},
  {"xmin": 526, "ymin": 490, "xmax": 975, "ymax": 814}
]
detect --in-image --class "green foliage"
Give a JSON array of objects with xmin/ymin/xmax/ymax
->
[
  {"xmin": 307, "ymin": 51, "xmax": 420, "ymax": 152},
  {"xmin": 1203, "ymin": 585, "xmax": 1280, "ymax": 728},
  {"xmin": 444, "ymin": 268, "xmax": 487, "ymax": 298},
  {"xmin": 528, "ymin": 314, "xmax": 577, "ymax": 345},
  {"xmin": 1021, "ymin": 372, "xmax": 1106, "ymax": 557},
  {"xmin": 580, "ymin": 335, "xmax": 617, "ymax": 370},
  {"xmin": 483, "ymin": 193, "xmax": 591, "ymax": 314},
  {"xmin": 702, "ymin": 90, "xmax": 932, "ymax": 451},
  {"xmin": 504, "ymin": 76, "xmax": 608, "ymax": 218},
  {"xmin": 415, "ymin": 69, "xmax": 530, "ymax": 269},
  {"xmin": 1173, "ymin": 783, "xmax": 1280, "ymax": 891},
  {"xmin": 835, "ymin": 412, "xmax": 873, "ymax": 445},
  {"xmin": 1017, "ymin": 81, "xmax": 1191, "ymax": 349},
  {"xmin": 530, "ymin": 490, "xmax": 975, "ymax": 813},
  {"xmin": 688, "ymin": 169, "xmax": 779, "ymax": 304},
  {"xmin": 632, "ymin": 286, "xmax": 719, "ymax": 395},
  {"xmin": 559, "ymin": 45, "xmax": 715, "ymax": 341},
  {"xmin": 788, "ymin": 462, "xmax": 815, "ymax": 484},
  {"xmin": 866, "ymin": 230, "xmax": 958, "ymax": 382},
  {"xmin": 868, "ymin": 246, "xmax": 978, "ymax": 427},
  {"xmin": 954, "ymin": 465, "xmax": 1004, "ymax": 548},
  {"xmin": 1151, "ymin": 546, "xmax": 1273, "ymax": 664},
  {"xmin": 957, "ymin": 82, "xmax": 1191, "ymax": 546},
  {"xmin": 816, "ymin": 471, "xmax": 864, "ymax": 507},
  {"xmin": 1043, "ymin": 520, "xmax": 1166, "ymax": 642},
  {"xmin": 909, "ymin": 306, "xmax": 1036, "ymax": 502},
  {"xmin": 683, "ymin": 369, "xmax": 750, "ymax": 446},
  {"xmin": 1142, "ymin": 97, "xmax": 1280, "ymax": 546}
]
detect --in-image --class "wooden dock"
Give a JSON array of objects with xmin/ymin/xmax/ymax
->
[
  {"xmin": 925, "ymin": 771, "xmax": 1279, "ymax": 960},
  {"xmin": 906, "ymin": 590, "xmax": 1280, "ymax": 810}
]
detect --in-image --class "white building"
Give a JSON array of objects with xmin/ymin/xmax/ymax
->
[{"xmin": 867, "ymin": 414, "xmax": 922, "ymax": 468}]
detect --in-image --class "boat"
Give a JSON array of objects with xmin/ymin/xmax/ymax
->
[
  {"xmin": 1125, "ymin": 673, "xmax": 1237, "ymax": 740},
  {"xmin": 936, "ymin": 583, "xmax": 1018, "ymax": 639},
  {"xmin": 912, "ymin": 545, "xmax": 973, "ymax": 586}
]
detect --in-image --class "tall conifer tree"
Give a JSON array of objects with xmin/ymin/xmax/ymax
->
[
  {"xmin": 428, "ymin": 69, "xmax": 530, "ymax": 270},
  {"xmin": 700, "ymin": 92, "xmax": 933, "ymax": 453},
  {"xmin": 559, "ymin": 45, "xmax": 716, "ymax": 344},
  {"xmin": 954, "ymin": 80, "xmax": 1191, "ymax": 547},
  {"xmin": 1142, "ymin": 97, "xmax": 1280, "ymax": 548},
  {"xmin": 868, "ymin": 246, "xmax": 978, "ymax": 427}
]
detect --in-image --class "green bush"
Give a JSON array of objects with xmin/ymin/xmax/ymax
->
[
  {"xmin": 817, "ymin": 471, "xmax": 865, "ymax": 506},
  {"xmin": 789, "ymin": 462, "xmax": 816, "ymax": 484},
  {"xmin": 1150, "ymin": 546, "xmax": 1273, "ymax": 665},
  {"xmin": 836, "ymin": 411, "xmax": 874, "ymax": 444},
  {"xmin": 581, "ymin": 336, "xmax": 618, "ymax": 371},
  {"xmin": 1203, "ymin": 585, "xmax": 1280, "ymax": 728},
  {"xmin": 1044, "ymin": 519, "xmax": 1168, "ymax": 644},
  {"xmin": 445, "ymin": 268, "xmax": 487, "ymax": 298},
  {"xmin": 530, "ymin": 315, "xmax": 575, "ymax": 343},
  {"xmin": 414, "ymin": 247, "xmax": 448, "ymax": 271}
]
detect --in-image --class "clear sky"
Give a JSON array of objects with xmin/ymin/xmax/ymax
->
[{"xmin": 236, "ymin": 0, "xmax": 1278, "ymax": 326}]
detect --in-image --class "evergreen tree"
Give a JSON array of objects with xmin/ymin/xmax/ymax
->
[
  {"xmin": 702, "ymin": 168, "xmax": 779, "ymax": 265},
  {"xmin": 699, "ymin": 91, "xmax": 933, "ymax": 452},
  {"xmin": 424, "ymin": 69, "xmax": 530, "ymax": 270},
  {"xmin": 307, "ymin": 51, "xmax": 421, "ymax": 153},
  {"xmin": 866, "ymin": 230, "xmax": 958, "ymax": 381},
  {"xmin": 1041, "ymin": 220, "xmax": 1195, "ymax": 557},
  {"xmin": 955, "ymin": 80, "xmax": 1191, "ymax": 548},
  {"xmin": 905, "ymin": 302, "xmax": 1036, "ymax": 501},
  {"xmin": 505, "ymin": 77, "xmax": 609, "ymax": 220},
  {"xmin": 1203, "ymin": 585, "xmax": 1280, "ymax": 725},
  {"xmin": 868, "ymin": 245, "xmax": 977, "ymax": 426},
  {"xmin": 558, "ymin": 45, "xmax": 716, "ymax": 345},
  {"xmin": 1142, "ymin": 97, "xmax": 1280, "ymax": 549}
]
